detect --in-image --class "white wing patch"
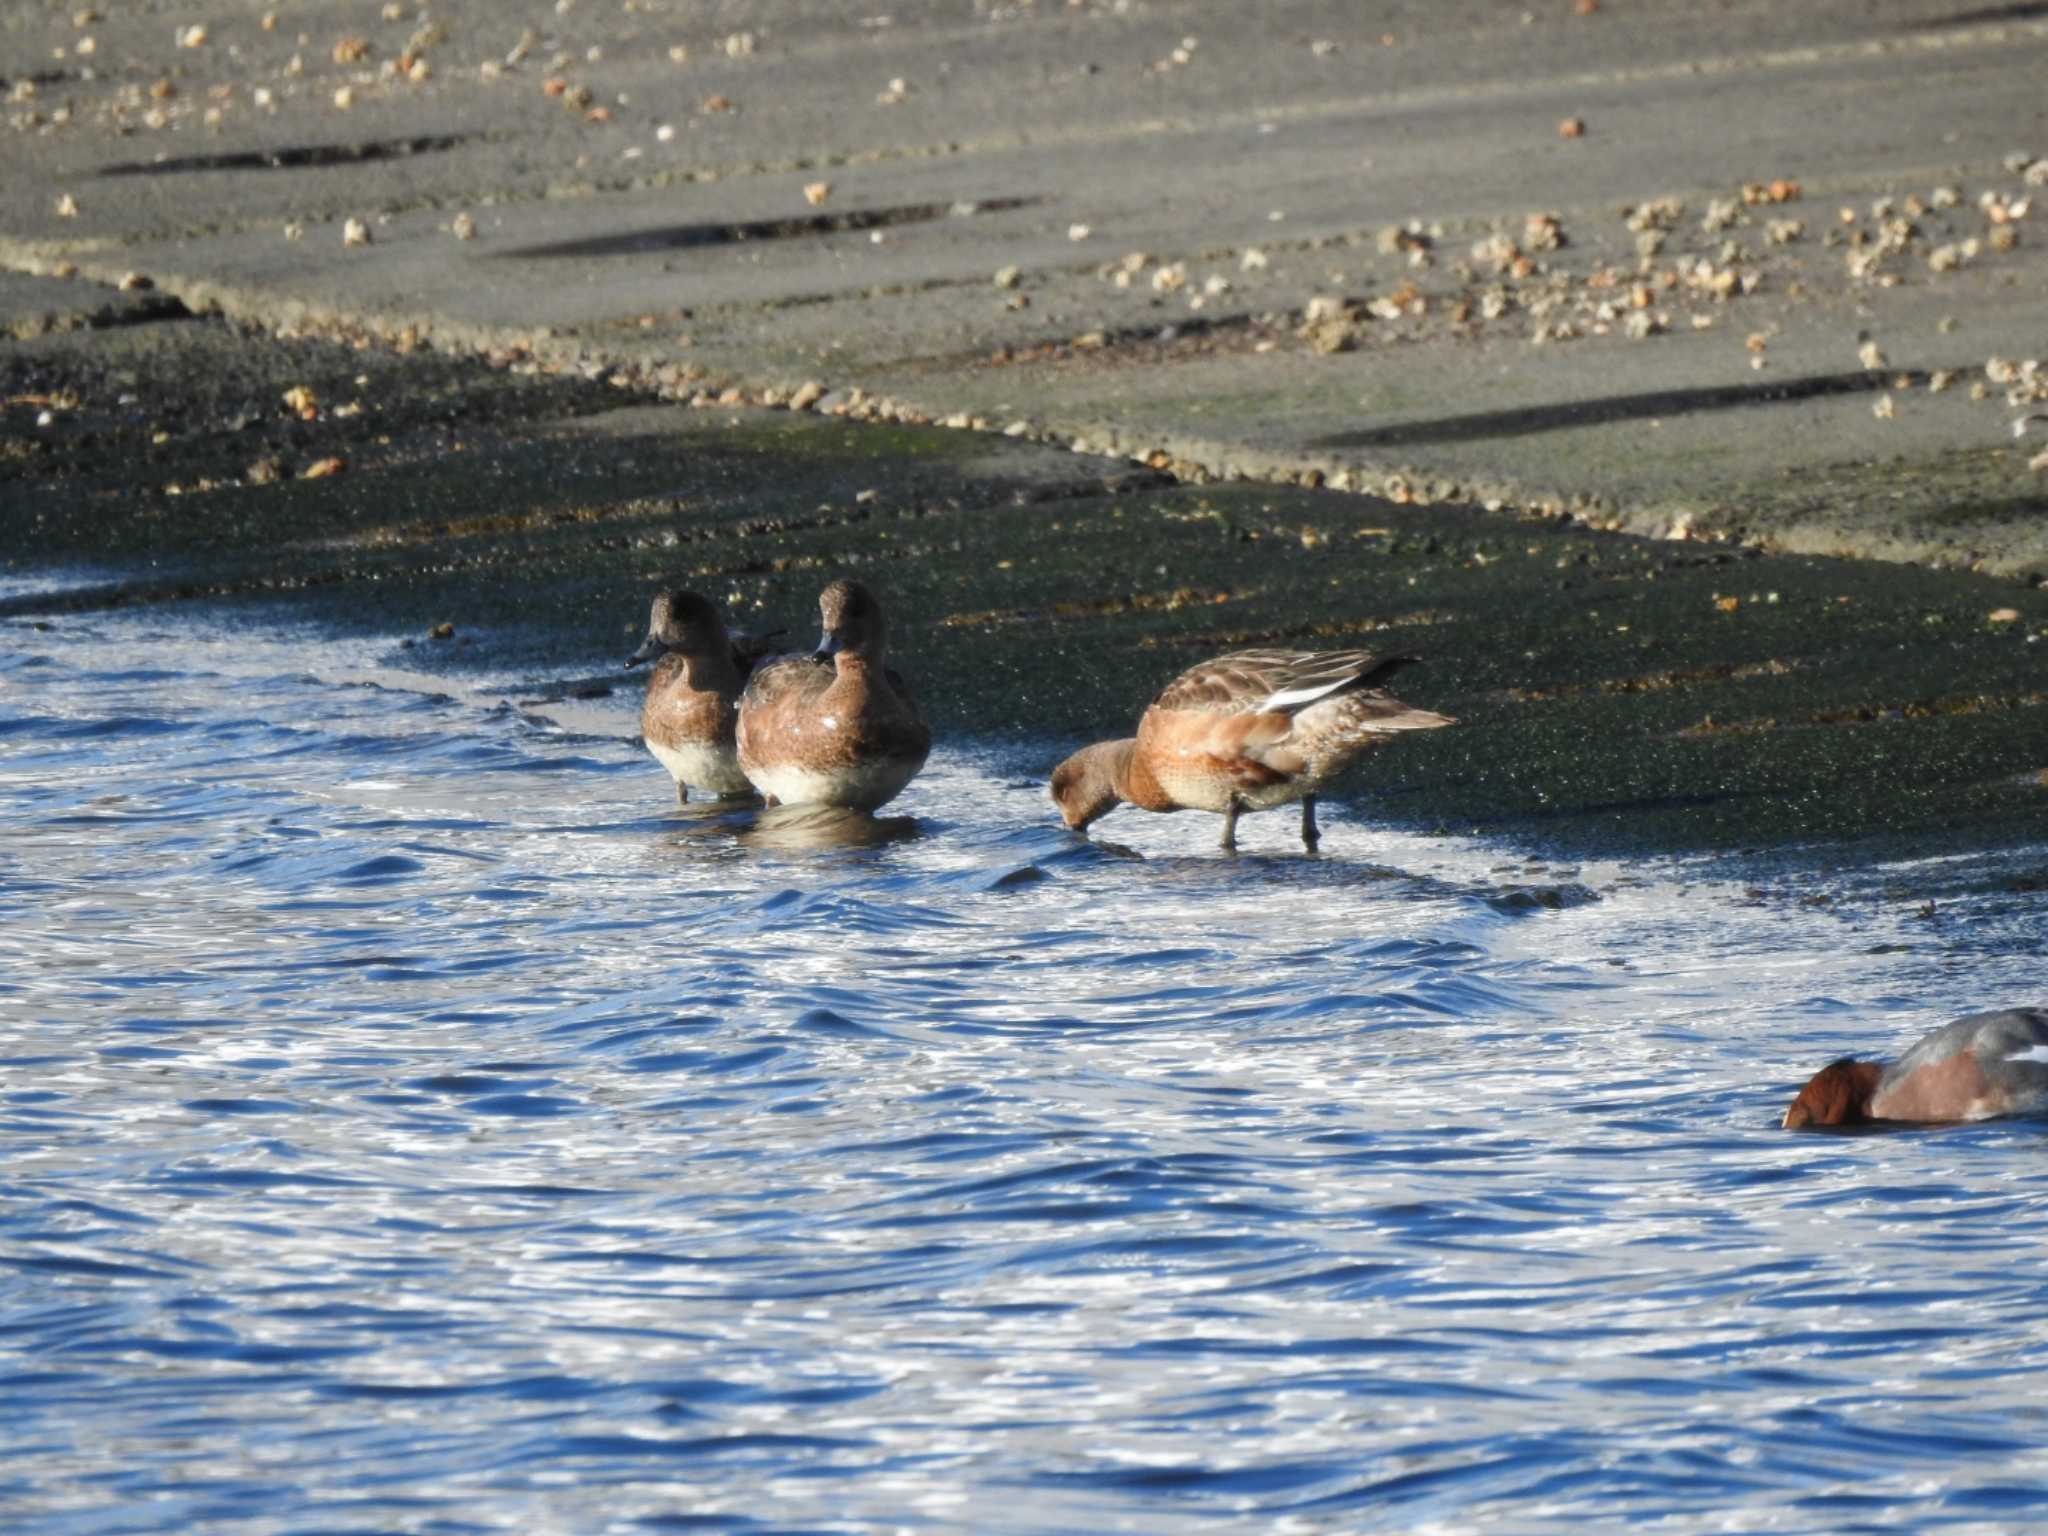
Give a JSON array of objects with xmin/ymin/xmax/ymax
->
[
  {"xmin": 2005, "ymin": 1044, "xmax": 2048, "ymax": 1064},
  {"xmin": 1261, "ymin": 676, "xmax": 1355, "ymax": 712}
]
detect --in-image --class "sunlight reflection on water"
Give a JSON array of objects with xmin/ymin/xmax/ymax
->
[{"xmin": 2, "ymin": 610, "xmax": 2046, "ymax": 1533}]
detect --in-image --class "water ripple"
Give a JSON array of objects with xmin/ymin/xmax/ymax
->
[{"xmin": 1, "ymin": 613, "xmax": 2045, "ymax": 1533}]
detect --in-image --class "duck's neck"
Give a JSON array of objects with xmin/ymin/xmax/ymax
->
[
  {"xmin": 831, "ymin": 646, "xmax": 881, "ymax": 679},
  {"xmin": 1841, "ymin": 1059, "xmax": 1884, "ymax": 1119},
  {"xmin": 1106, "ymin": 739, "xmax": 1155, "ymax": 806}
]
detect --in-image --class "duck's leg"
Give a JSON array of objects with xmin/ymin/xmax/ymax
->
[
  {"xmin": 1300, "ymin": 794, "xmax": 1320, "ymax": 853},
  {"xmin": 676, "ymin": 781, "xmax": 690, "ymax": 806},
  {"xmin": 1219, "ymin": 799, "xmax": 1241, "ymax": 851}
]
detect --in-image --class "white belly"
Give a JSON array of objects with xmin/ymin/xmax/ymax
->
[
  {"xmin": 646, "ymin": 737, "xmax": 754, "ymax": 797},
  {"xmin": 748, "ymin": 755, "xmax": 921, "ymax": 812}
]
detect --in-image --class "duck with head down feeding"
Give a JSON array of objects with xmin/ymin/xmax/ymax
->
[
  {"xmin": 1050, "ymin": 648, "xmax": 1453, "ymax": 852},
  {"xmin": 1782, "ymin": 1007, "xmax": 2048, "ymax": 1128}
]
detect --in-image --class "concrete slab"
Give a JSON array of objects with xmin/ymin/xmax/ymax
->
[{"xmin": 7, "ymin": 5, "xmax": 2044, "ymax": 582}]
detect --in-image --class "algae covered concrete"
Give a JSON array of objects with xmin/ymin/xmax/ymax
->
[{"xmin": 6, "ymin": 300, "xmax": 2044, "ymax": 861}]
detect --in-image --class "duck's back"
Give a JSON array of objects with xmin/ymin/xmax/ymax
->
[{"xmin": 1138, "ymin": 648, "xmax": 1448, "ymax": 807}]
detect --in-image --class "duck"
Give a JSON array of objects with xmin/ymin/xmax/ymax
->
[
  {"xmin": 624, "ymin": 588, "xmax": 771, "ymax": 804},
  {"xmin": 1049, "ymin": 648, "xmax": 1454, "ymax": 851},
  {"xmin": 1782, "ymin": 1007, "xmax": 2048, "ymax": 1127},
  {"xmin": 735, "ymin": 578, "xmax": 931, "ymax": 812}
]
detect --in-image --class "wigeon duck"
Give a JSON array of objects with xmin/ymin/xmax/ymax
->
[
  {"xmin": 1782, "ymin": 1007, "xmax": 2048, "ymax": 1128},
  {"xmin": 735, "ymin": 578, "xmax": 931, "ymax": 812},
  {"xmin": 1049, "ymin": 648, "xmax": 1454, "ymax": 851},
  {"xmin": 624, "ymin": 588, "xmax": 771, "ymax": 804}
]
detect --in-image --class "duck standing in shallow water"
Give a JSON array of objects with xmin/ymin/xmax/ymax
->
[
  {"xmin": 1782, "ymin": 1007, "xmax": 2048, "ymax": 1127},
  {"xmin": 1049, "ymin": 648, "xmax": 1454, "ymax": 851},
  {"xmin": 736, "ymin": 578, "xmax": 930, "ymax": 812},
  {"xmin": 625, "ymin": 589, "xmax": 771, "ymax": 804}
]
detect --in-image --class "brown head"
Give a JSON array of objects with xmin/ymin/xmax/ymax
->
[
  {"xmin": 814, "ymin": 578, "xmax": 888, "ymax": 664},
  {"xmin": 1049, "ymin": 739, "xmax": 1134, "ymax": 831},
  {"xmin": 1782, "ymin": 1057, "xmax": 1885, "ymax": 1128},
  {"xmin": 627, "ymin": 588, "xmax": 727, "ymax": 668}
]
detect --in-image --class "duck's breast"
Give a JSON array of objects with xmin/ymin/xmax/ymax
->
[
  {"xmin": 737, "ymin": 657, "xmax": 926, "ymax": 809},
  {"xmin": 737, "ymin": 656, "xmax": 832, "ymax": 759},
  {"xmin": 644, "ymin": 663, "xmax": 749, "ymax": 792},
  {"xmin": 1134, "ymin": 708, "xmax": 1296, "ymax": 812}
]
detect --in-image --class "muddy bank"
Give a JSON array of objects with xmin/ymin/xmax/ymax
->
[{"xmin": 6, "ymin": 302, "xmax": 2045, "ymax": 861}]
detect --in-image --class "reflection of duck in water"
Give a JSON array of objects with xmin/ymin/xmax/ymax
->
[
  {"xmin": 737, "ymin": 803, "xmax": 921, "ymax": 852},
  {"xmin": 1049, "ymin": 649, "xmax": 1453, "ymax": 851},
  {"xmin": 1782, "ymin": 1007, "xmax": 2048, "ymax": 1127},
  {"xmin": 626, "ymin": 589, "xmax": 776, "ymax": 805},
  {"xmin": 737, "ymin": 579, "xmax": 930, "ymax": 813}
]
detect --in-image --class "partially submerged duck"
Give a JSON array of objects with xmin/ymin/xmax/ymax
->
[
  {"xmin": 625, "ymin": 589, "xmax": 772, "ymax": 804},
  {"xmin": 736, "ymin": 579, "xmax": 930, "ymax": 813},
  {"xmin": 1782, "ymin": 1007, "xmax": 2048, "ymax": 1127}
]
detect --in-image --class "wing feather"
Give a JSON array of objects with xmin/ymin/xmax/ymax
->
[{"xmin": 1153, "ymin": 649, "xmax": 1421, "ymax": 717}]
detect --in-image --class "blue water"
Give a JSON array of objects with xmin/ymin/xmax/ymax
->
[{"xmin": 4, "ymin": 607, "xmax": 2047, "ymax": 1534}]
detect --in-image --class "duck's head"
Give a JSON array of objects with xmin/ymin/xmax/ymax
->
[
  {"xmin": 814, "ymin": 578, "xmax": 886, "ymax": 661},
  {"xmin": 1049, "ymin": 739, "xmax": 1133, "ymax": 832},
  {"xmin": 627, "ymin": 589, "xmax": 726, "ymax": 668},
  {"xmin": 1782, "ymin": 1057, "xmax": 1884, "ymax": 1128}
]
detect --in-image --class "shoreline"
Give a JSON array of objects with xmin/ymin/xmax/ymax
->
[{"xmin": 6, "ymin": 306, "xmax": 2045, "ymax": 864}]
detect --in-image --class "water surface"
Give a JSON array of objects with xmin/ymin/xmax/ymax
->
[{"xmin": 4, "ymin": 608, "xmax": 2046, "ymax": 1533}]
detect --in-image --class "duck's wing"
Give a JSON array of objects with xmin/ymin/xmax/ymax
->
[
  {"xmin": 1964, "ymin": 1008, "xmax": 2048, "ymax": 1065},
  {"xmin": 1153, "ymin": 649, "xmax": 1422, "ymax": 718},
  {"xmin": 883, "ymin": 664, "xmax": 927, "ymax": 721}
]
